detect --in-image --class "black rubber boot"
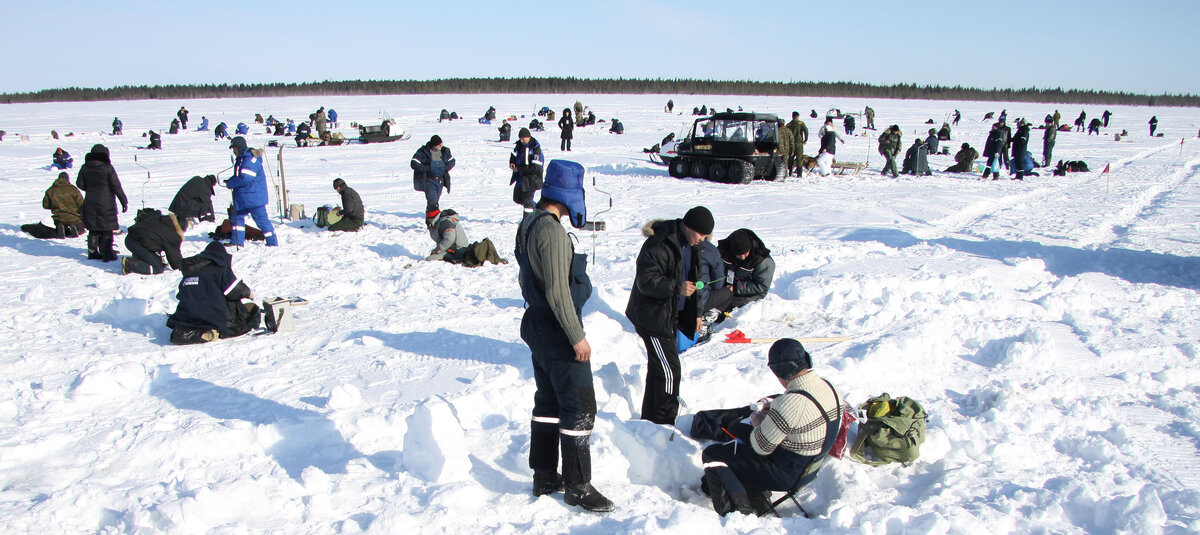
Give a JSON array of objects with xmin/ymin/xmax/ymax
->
[
  {"xmin": 561, "ymin": 442, "xmax": 614, "ymax": 513},
  {"xmin": 532, "ymin": 470, "xmax": 564, "ymax": 497},
  {"xmin": 529, "ymin": 425, "xmax": 560, "ymax": 496},
  {"xmin": 87, "ymin": 233, "xmax": 102, "ymax": 259}
]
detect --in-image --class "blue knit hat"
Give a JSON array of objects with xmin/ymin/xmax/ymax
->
[{"xmin": 541, "ymin": 160, "xmax": 587, "ymax": 228}]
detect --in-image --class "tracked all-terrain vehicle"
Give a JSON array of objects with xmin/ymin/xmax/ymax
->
[{"xmin": 665, "ymin": 112, "xmax": 786, "ymax": 183}]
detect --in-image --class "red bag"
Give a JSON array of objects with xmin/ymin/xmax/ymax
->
[{"xmin": 828, "ymin": 403, "xmax": 856, "ymax": 459}]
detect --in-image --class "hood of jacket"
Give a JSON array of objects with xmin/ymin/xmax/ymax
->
[
  {"xmin": 85, "ymin": 144, "xmax": 110, "ymax": 165},
  {"xmin": 197, "ymin": 240, "xmax": 232, "ymax": 268},
  {"xmin": 718, "ymin": 228, "xmax": 770, "ymax": 265},
  {"xmin": 52, "ymin": 173, "xmax": 72, "ymax": 188}
]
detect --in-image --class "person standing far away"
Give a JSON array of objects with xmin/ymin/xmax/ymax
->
[
  {"xmin": 1149, "ymin": 116, "xmax": 1159, "ymax": 136},
  {"xmin": 785, "ymin": 112, "xmax": 809, "ymax": 177},
  {"xmin": 558, "ymin": 109, "xmax": 574, "ymax": 151},
  {"xmin": 510, "ymin": 127, "xmax": 545, "ymax": 216},
  {"xmin": 626, "ymin": 206, "xmax": 715, "ymax": 426},
  {"xmin": 223, "ymin": 136, "xmax": 278, "ymax": 246},
  {"xmin": 516, "ymin": 159, "xmax": 615, "ymax": 513},
  {"xmin": 410, "ymin": 135, "xmax": 455, "ymax": 213}
]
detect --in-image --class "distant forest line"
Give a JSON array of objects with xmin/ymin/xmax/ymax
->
[{"xmin": 2, "ymin": 78, "xmax": 1196, "ymax": 107}]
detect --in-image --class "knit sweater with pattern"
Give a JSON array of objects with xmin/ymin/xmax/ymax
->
[{"xmin": 750, "ymin": 372, "xmax": 840, "ymax": 457}]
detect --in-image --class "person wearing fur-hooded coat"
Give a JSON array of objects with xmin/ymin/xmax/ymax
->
[
  {"xmin": 76, "ymin": 144, "xmax": 128, "ymax": 261},
  {"xmin": 625, "ymin": 206, "xmax": 715, "ymax": 426}
]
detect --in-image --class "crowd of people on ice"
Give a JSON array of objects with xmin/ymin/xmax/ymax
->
[{"xmin": 8, "ymin": 96, "xmax": 1176, "ymax": 517}]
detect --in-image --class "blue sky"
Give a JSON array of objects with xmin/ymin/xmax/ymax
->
[{"xmin": 3, "ymin": 0, "xmax": 1196, "ymax": 95}]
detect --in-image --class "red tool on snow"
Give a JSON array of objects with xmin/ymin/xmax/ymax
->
[{"xmin": 723, "ymin": 330, "xmax": 850, "ymax": 344}]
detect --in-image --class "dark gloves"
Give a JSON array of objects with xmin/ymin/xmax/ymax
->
[{"xmin": 122, "ymin": 204, "xmax": 128, "ymax": 213}]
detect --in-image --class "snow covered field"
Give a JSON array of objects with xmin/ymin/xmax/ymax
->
[{"xmin": 1, "ymin": 93, "xmax": 1198, "ymax": 534}]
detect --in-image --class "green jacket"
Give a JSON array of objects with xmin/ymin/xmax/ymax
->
[
  {"xmin": 786, "ymin": 119, "xmax": 809, "ymax": 146},
  {"xmin": 878, "ymin": 131, "xmax": 901, "ymax": 157},
  {"xmin": 778, "ymin": 123, "xmax": 794, "ymax": 155},
  {"xmin": 42, "ymin": 173, "xmax": 84, "ymax": 225}
]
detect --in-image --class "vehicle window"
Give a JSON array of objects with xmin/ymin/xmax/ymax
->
[
  {"xmin": 720, "ymin": 120, "xmax": 750, "ymax": 142},
  {"xmin": 754, "ymin": 121, "xmax": 778, "ymax": 142}
]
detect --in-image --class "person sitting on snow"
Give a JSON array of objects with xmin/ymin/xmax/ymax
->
[
  {"xmin": 424, "ymin": 208, "xmax": 469, "ymax": 261},
  {"xmin": 121, "ymin": 208, "xmax": 184, "ymax": 275},
  {"xmin": 609, "ymin": 118, "xmax": 624, "ymax": 134},
  {"xmin": 327, "ymin": 178, "xmax": 364, "ymax": 232},
  {"xmin": 147, "ymin": 130, "xmax": 162, "ymax": 150},
  {"xmin": 294, "ymin": 121, "xmax": 312, "ymax": 146},
  {"xmin": 499, "ymin": 121, "xmax": 512, "ymax": 142},
  {"xmin": 166, "ymin": 241, "xmax": 260, "ymax": 344},
  {"xmin": 51, "ymin": 147, "xmax": 73, "ymax": 170},
  {"xmin": 705, "ymin": 229, "xmax": 775, "ymax": 316},
  {"xmin": 197, "ymin": 116, "xmax": 210, "ymax": 131},
  {"xmin": 945, "ymin": 143, "xmax": 979, "ymax": 173},
  {"xmin": 694, "ymin": 338, "xmax": 842, "ymax": 516},
  {"xmin": 235, "ymin": 122, "xmax": 249, "ymax": 135}
]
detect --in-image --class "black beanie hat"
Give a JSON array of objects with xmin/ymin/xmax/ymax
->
[
  {"xmin": 727, "ymin": 230, "xmax": 752, "ymax": 255},
  {"xmin": 518, "ymin": 127, "xmax": 531, "ymax": 139},
  {"xmin": 683, "ymin": 206, "xmax": 714, "ymax": 235},
  {"xmin": 333, "ymin": 178, "xmax": 346, "ymax": 189},
  {"xmin": 768, "ymin": 339, "xmax": 813, "ymax": 379},
  {"xmin": 429, "ymin": 135, "xmax": 442, "ymax": 147}
]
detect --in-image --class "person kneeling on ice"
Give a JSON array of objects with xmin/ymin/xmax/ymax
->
[
  {"xmin": 224, "ymin": 136, "xmax": 278, "ymax": 246},
  {"xmin": 42, "ymin": 171, "xmax": 85, "ymax": 238},
  {"xmin": 423, "ymin": 208, "xmax": 507, "ymax": 266},
  {"xmin": 705, "ymin": 229, "xmax": 775, "ymax": 319},
  {"xmin": 121, "ymin": 208, "xmax": 184, "ymax": 275},
  {"xmin": 147, "ymin": 130, "xmax": 162, "ymax": 150},
  {"xmin": 694, "ymin": 338, "xmax": 842, "ymax": 516},
  {"xmin": 327, "ymin": 178, "xmax": 364, "ymax": 232},
  {"xmin": 169, "ymin": 175, "xmax": 218, "ymax": 231},
  {"xmin": 165, "ymin": 241, "xmax": 261, "ymax": 344},
  {"xmin": 517, "ymin": 160, "xmax": 614, "ymax": 513}
]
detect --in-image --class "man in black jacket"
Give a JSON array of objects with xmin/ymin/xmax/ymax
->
[
  {"xmin": 1042, "ymin": 116, "xmax": 1058, "ymax": 167},
  {"xmin": 328, "ymin": 178, "xmax": 364, "ymax": 231},
  {"xmin": 510, "ymin": 128, "xmax": 544, "ymax": 214},
  {"xmin": 166, "ymin": 241, "xmax": 259, "ymax": 344},
  {"xmin": 411, "ymin": 135, "xmax": 455, "ymax": 213},
  {"xmin": 626, "ymin": 206, "xmax": 715, "ymax": 425},
  {"xmin": 122, "ymin": 209, "xmax": 184, "ymax": 275},
  {"xmin": 169, "ymin": 175, "xmax": 217, "ymax": 231}
]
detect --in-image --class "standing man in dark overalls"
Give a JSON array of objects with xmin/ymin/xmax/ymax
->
[{"xmin": 516, "ymin": 159, "xmax": 614, "ymax": 514}]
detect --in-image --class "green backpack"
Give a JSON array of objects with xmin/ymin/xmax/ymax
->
[{"xmin": 850, "ymin": 394, "xmax": 927, "ymax": 466}]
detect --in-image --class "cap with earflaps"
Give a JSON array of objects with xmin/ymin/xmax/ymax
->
[
  {"xmin": 230, "ymin": 136, "xmax": 247, "ymax": 153},
  {"xmin": 540, "ymin": 160, "xmax": 587, "ymax": 229},
  {"xmin": 768, "ymin": 338, "xmax": 813, "ymax": 379}
]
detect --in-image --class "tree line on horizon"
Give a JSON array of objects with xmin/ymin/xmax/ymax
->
[{"xmin": 2, "ymin": 78, "xmax": 1195, "ymax": 107}]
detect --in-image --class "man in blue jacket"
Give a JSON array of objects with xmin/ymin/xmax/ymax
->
[{"xmin": 224, "ymin": 136, "xmax": 278, "ymax": 246}]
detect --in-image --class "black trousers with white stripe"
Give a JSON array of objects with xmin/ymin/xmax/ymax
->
[
  {"xmin": 638, "ymin": 329, "xmax": 681, "ymax": 425},
  {"xmin": 522, "ymin": 308, "xmax": 596, "ymax": 476}
]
